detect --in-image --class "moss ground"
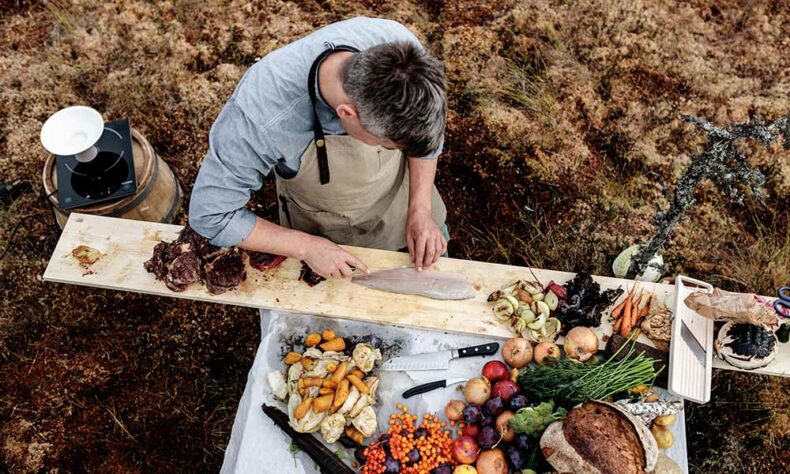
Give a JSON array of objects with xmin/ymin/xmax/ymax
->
[{"xmin": 1, "ymin": 1, "xmax": 788, "ymax": 472}]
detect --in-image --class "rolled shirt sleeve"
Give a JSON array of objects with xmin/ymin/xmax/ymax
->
[
  {"xmin": 189, "ymin": 99, "xmax": 278, "ymax": 247},
  {"xmin": 421, "ymin": 135, "xmax": 443, "ymax": 160}
]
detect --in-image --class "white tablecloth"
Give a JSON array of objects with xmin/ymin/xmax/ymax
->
[{"xmin": 220, "ymin": 310, "xmax": 689, "ymax": 473}]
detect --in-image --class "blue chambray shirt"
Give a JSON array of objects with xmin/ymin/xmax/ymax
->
[{"xmin": 188, "ymin": 17, "xmax": 443, "ymax": 247}]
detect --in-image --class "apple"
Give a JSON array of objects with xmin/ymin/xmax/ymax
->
[{"xmin": 452, "ymin": 435, "xmax": 479, "ymax": 465}]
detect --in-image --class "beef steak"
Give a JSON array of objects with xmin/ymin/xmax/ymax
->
[
  {"xmin": 144, "ymin": 242, "xmax": 168, "ymax": 280},
  {"xmin": 165, "ymin": 252, "xmax": 202, "ymax": 292},
  {"xmin": 204, "ymin": 250, "xmax": 245, "ymax": 295},
  {"xmin": 144, "ymin": 225, "xmax": 255, "ymax": 294}
]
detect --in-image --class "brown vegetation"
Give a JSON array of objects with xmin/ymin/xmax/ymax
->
[{"xmin": 1, "ymin": 1, "xmax": 789, "ymax": 472}]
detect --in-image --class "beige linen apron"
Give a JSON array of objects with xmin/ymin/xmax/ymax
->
[
  {"xmin": 275, "ymin": 44, "xmax": 446, "ymax": 251},
  {"xmin": 276, "ymin": 136, "xmax": 446, "ymax": 250}
]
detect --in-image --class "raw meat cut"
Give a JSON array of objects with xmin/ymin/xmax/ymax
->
[
  {"xmin": 298, "ymin": 261, "xmax": 325, "ymax": 287},
  {"xmin": 165, "ymin": 252, "xmax": 202, "ymax": 292},
  {"xmin": 247, "ymin": 251, "xmax": 287, "ymax": 271},
  {"xmin": 144, "ymin": 242, "xmax": 168, "ymax": 279},
  {"xmin": 144, "ymin": 225, "xmax": 276, "ymax": 294},
  {"xmin": 204, "ymin": 250, "xmax": 246, "ymax": 295}
]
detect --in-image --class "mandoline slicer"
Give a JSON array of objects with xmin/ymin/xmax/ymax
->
[{"xmin": 669, "ymin": 275, "xmax": 715, "ymax": 404}]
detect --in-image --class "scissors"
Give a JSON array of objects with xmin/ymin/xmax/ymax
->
[{"xmin": 774, "ymin": 286, "xmax": 790, "ymax": 318}]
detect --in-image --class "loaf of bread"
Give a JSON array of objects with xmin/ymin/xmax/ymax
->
[{"xmin": 540, "ymin": 401, "xmax": 658, "ymax": 474}]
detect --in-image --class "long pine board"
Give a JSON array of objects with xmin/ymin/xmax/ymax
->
[
  {"xmin": 44, "ymin": 214, "xmax": 788, "ymax": 377},
  {"xmin": 43, "ymin": 214, "xmax": 673, "ymax": 339}
]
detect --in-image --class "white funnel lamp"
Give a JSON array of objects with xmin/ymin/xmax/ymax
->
[{"xmin": 40, "ymin": 106, "xmax": 104, "ymax": 162}]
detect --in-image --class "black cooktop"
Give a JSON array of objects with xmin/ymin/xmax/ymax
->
[{"xmin": 55, "ymin": 119, "xmax": 137, "ymax": 209}]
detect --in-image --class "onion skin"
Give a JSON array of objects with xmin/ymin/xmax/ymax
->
[
  {"xmin": 464, "ymin": 377, "xmax": 492, "ymax": 405},
  {"xmin": 563, "ymin": 327, "xmax": 599, "ymax": 362},
  {"xmin": 445, "ymin": 400, "xmax": 466, "ymax": 421},
  {"xmin": 533, "ymin": 342, "xmax": 561, "ymax": 365},
  {"xmin": 482, "ymin": 360, "xmax": 510, "ymax": 383},
  {"xmin": 503, "ymin": 337, "xmax": 533, "ymax": 368},
  {"xmin": 495, "ymin": 410, "xmax": 516, "ymax": 442},
  {"xmin": 475, "ymin": 448, "xmax": 508, "ymax": 474}
]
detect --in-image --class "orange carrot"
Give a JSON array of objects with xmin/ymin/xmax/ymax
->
[
  {"xmin": 620, "ymin": 292, "xmax": 634, "ymax": 338},
  {"xmin": 620, "ymin": 317, "xmax": 632, "ymax": 338},
  {"xmin": 611, "ymin": 295, "xmax": 627, "ymax": 319},
  {"xmin": 631, "ymin": 291, "xmax": 644, "ymax": 327},
  {"xmin": 613, "ymin": 314, "xmax": 623, "ymax": 332}
]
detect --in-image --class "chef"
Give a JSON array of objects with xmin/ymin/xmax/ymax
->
[{"xmin": 189, "ymin": 17, "xmax": 448, "ymax": 278}]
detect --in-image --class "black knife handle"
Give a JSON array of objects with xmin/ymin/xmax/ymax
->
[
  {"xmin": 457, "ymin": 342, "xmax": 499, "ymax": 358},
  {"xmin": 403, "ymin": 379, "xmax": 447, "ymax": 399},
  {"xmin": 261, "ymin": 404, "xmax": 356, "ymax": 474}
]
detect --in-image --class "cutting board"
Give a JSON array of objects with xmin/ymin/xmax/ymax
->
[
  {"xmin": 43, "ymin": 213, "xmax": 788, "ymax": 378},
  {"xmin": 43, "ymin": 214, "xmax": 673, "ymax": 341}
]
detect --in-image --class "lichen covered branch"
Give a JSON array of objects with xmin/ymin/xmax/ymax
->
[{"xmin": 627, "ymin": 113, "xmax": 790, "ymax": 278}]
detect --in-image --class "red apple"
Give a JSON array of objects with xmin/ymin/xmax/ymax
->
[
  {"xmin": 462, "ymin": 423, "xmax": 481, "ymax": 438},
  {"xmin": 452, "ymin": 435, "xmax": 479, "ymax": 464},
  {"xmin": 482, "ymin": 360, "xmax": 509, "ymax": 383},
  {"xmin": 491, "ymin": 380, "xmax": 520, "ymax": 402}
]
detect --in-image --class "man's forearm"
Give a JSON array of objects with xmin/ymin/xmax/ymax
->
[
  {"xmin": 237, "ymin": 217, "xmax": 314, "ymax": 259},
  {"xmin": 407, "ymin": 157, "xmax": 437, "ymax": 214}
]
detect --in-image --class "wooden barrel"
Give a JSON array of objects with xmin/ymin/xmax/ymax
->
[{"xmin": 42, "ymin": 128, "xmax": 182, "ymax": 228}]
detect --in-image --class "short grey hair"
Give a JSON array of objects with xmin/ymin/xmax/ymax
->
[{"xmin": 341, "ymin": 41, "xmax": 446, "ymax": 158}]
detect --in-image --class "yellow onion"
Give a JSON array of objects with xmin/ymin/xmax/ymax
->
[
  {"xmin": 563, "ymin": 327, "xmax": 599, "ymax": 362},
  {"xmin": 534, "ymin": 342, "xmax": 561, "ymax": 365},
  {"xmin": 464, "ymin": 377, "xmax": 492, "ymax": 405}
]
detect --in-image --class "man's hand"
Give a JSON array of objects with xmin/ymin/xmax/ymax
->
[
  {"xmin": 303, "ymin": 236, "xmax": 369, "ymax": 278},
  {"xmin": 238, "ymin": 218, "xmax": 367, "ymax": 279},
  {"xmin": 406, "ymin": 209, "xmax": 447, "ymax": 270}
]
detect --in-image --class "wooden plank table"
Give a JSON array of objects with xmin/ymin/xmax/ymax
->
[
  {"xmin": 44, "ymin": 213, "xmax": 788, "ymax": 377},
  {"xmin": 43, "ymin": 214, "xmax": 673, "ymax": 342}
]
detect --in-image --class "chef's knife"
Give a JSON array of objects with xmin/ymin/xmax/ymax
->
[
  {"xmin": 380, "ymin": 342, "xmax": 499, "ymax": 371},
  {"xmin": 403, "ymin": 377, "xmax": 467, "ymax": 399},
  {"xmin": 261, "ymin": 404, "xmax": 356, "ymax": 474}
]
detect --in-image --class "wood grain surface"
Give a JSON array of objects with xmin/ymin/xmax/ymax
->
[{"xmin": 44, "ymin": 213, "xmax": 787, "ymax": 378}]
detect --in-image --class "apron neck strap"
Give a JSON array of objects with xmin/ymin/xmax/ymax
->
[{"xmin": 308, "ymin": 43, "xmax": 360, "ymax": 185}]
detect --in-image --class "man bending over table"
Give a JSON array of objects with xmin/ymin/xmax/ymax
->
[{"xmin": 190, "ymin": 17, "xmax": 449, "ymax": 278}]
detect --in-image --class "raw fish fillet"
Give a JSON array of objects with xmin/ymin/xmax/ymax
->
[{"xmin": 352, "ymin": 267, "xmax": 476, "ymax": 300}]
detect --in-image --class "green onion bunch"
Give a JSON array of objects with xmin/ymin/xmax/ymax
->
[{"xmin": 517, "ymin": 341, "xmax": 660, "ymax": 405}]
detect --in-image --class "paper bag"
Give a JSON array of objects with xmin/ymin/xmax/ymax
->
[{"xmin": 684, "ymin": 288, "xmax": 777, "ymax": 327}]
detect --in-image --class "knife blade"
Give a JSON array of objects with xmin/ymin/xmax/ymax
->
[
  {"xmin": 380, "ymin": 342, "xmax": 499, "ymax": 371},
  {"xmin": 402, "ymin": 377, "xmax": 467, "ymax": 399},
  {"xmin": 261, "ymin": 404, "xmax": 355, "ymax": 474},
  {"xmin": 681, "ymin": 320, "xmax": 706, "ymax": 366}
]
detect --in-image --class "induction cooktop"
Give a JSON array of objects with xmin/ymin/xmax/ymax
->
[{"xmin": 55, "ymin": 119, "xmax": 137, "ymax": 209}]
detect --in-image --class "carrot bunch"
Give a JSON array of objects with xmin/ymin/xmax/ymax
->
[
  {"xmin": 360, "ymin": 405, "xmax": 456, "ymax": 474},
  {"xmin": 611, "ymin": 285, "xmax": 651, "ymax": 338}
]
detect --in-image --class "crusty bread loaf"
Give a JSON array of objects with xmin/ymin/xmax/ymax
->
[
  {"xmin": 540, "ymin": 401, "xmax": 658, "ymax": 474},
  {"xmin": 564, "ymin": 402, "xmax": 646, "ymax": 473}
]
